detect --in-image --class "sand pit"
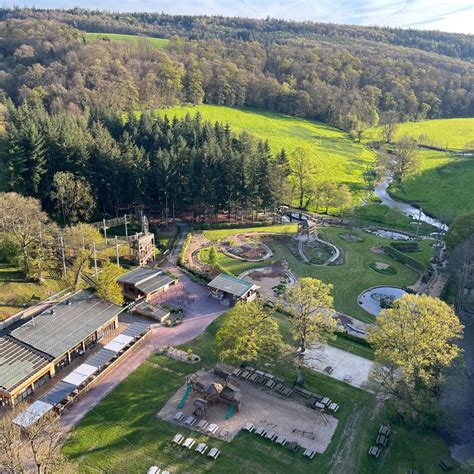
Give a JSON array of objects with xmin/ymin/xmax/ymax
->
[
  {"xmin": 240, "ymin": 266, "xmax": 296, "ymax": 302},
  {"xmin": 305, "ymin": 343, "xmax": 375, "ymax": 391},
  {"xmin": 221, "ymin": 236, "xmax": 272, "ymax": 262},
  {"xmin": 157, "ymin": 370, "xmax": 338, "ymax": 453}
]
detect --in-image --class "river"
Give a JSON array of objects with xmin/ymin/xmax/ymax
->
[{"xmin": 374, "ymin": 178, "xmax": 448, "ymax": 231}]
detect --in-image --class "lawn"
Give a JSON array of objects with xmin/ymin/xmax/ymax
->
[
  {"xmin": 0, "ymin": 264, "xmax": 61, "ymax": 320},
  {"xmin": 366, "ymin": 118, "xmax": 474, "ymax": 151},
  {"xmin": 84, "ymin": 32, "xmax": 169, "ymax": 47},
  {"xmin": 157, "ymin": 105, "xmax": 376, "ymax": 195},
  {"xmin": 63, "ymin": 316, "xmax": 460, "ymax": 473},
  {"xmin": 199, "ymin": 226, "xmax": 421, "ymax": 323},
  {"xmin": 388, "ymin": 149, "xmax": 474, "ymax": 222}
]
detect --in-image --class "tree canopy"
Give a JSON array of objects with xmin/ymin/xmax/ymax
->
[{"xmin": 215, "ymin": 300, "xmax": 283, "ymax": 365}]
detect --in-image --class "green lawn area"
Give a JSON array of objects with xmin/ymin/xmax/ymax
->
[
  {"xmin": 157, "ymin": 105, "xmax": 376, "ymax": 196},
  {"xmin": 199, "ymin": 226, "xmax": 421, "ymax": 323},
  {"xmin": 365, "ymin": 118, "xmax": 474, "ymax": 151},
  {"xmin": 84, "ymin": 32, "xmax": 169, "ymax": 47},
  {"xmin": 0, "ymin": 264, "xmax": 61, "ymax": 320},
  {"xmin": 388, "ymin": 150, "xmax": 474, "ymax": 222},
  {"xmin": 63, "ymin": 316, "xmax": 460, "ymax": 473}
]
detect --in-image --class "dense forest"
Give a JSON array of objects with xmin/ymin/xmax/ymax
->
[
  {"xmin": 1, "ymin": 98, "xmax": 290, "ymax": 220},
  {"xmin": 0, "ymin": 9, "xmax": 473, "ymax": 133}
]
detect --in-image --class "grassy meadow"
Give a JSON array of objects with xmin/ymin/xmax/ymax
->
[
  {"xmin": 63, "ymin": 316, "xmax": 459, "ymax": 474},
  {"xmin": 84, "ymin": 32, "xmax": 169, "ymax": 47},
  {"xmin": 158, "ymin": 105, "xmax": 376, "ymax": 194},
  {"xmin": 365, "ymin": 118, "xmax": 474, "ymax": 151},
  {"xmin": 389, "ymin": 149, "xmax": 474, "ymax": 222},
  {"xmin": 199, "ymin": 226, "xmax": 423, "ymax": 323}
]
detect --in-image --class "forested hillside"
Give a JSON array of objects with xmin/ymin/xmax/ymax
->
[{"xmin": 0, "ymin": 9, "xmax": 472, "ymax": 134}]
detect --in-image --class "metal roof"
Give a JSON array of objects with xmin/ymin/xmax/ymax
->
[
  {"xmin": 0, "ymin": 336, "xmax": 51, "ymax": 392},
  {"xmin": 85, "ymin": 348, "xmax": 117, "ymax": 368},
  {"xmin": 122, "ymin": 321, "xmax": 150, "ymax": 338},
  {"xmin": 117, "ymin": 267, "xmax": 161, "ymax": 285},
  {"xmin": 39, "ymin": 380, "xmax": 76, "ymax": 405},
  {"xmin": 135, "ymin": 272, "xmax": 174, "ymax": 295},
  {"xmin": 13, "ymin": 400, "xmax": 54, "ymax": 428},
  {"xmin": 10, "ymin": 291, "xmax": 122, "ymax": 359},
  {"xmin": 133, "ymin": 301, "xmax": 169, "ymax": 320},
  {"xmin": 208, "ymin": 273, "xmax": 257, "ymax": 297}
]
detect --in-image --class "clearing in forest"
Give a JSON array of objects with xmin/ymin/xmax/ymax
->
[{"xmin": 84, "ymin": 32, "xmax": 169, "ymax": 47}]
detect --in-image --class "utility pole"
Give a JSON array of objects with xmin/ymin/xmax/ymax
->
[
  {"xmin": 115, "ymin": 236, "xmax": 120, "ymax": 265},
  {"xmin": 124, "ymin": 214, "xmax": 128, "ymax": 239},
  {"xmin": 80, "ymin": 222, "xmax": 85, "ymax": 247},
  {"xmin": 60, "ymin": 237, "xmax": 67, "ymax": 278},
  {"xmin": 103, "ymin": 219, "xmax": 108, "ymax": 245},
  {"xmin": 93, "ymin": 242, "xmax": 98, "ymax": 279}
]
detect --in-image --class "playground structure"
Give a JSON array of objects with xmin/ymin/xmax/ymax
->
[{"xmin": 187, "ymin": 372, "xmax": 241, "ymax": 419}]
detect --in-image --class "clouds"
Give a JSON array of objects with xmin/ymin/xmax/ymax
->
[{"xmin": 3, "ymin": 0, "xmax": 474, "ymax": 33}]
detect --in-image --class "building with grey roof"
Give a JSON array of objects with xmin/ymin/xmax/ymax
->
[
  {"xmin": 208, "ymin": 273, "xmax": 259, "ymax": 303},
  {"xmin": 2, "ymin": 290, "xmax": 122, "ymax": 406},
  {"xmin": 117, "ymin": 267, "xmax": 177, "ymax": 302},
  {"xmin": 0, "ymin": 336, "xmax": 53, "ymax": 406}
]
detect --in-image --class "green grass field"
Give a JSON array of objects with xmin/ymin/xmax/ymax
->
[
  {"xmin": 84, "ymin": 32, "xmax": 169, "ymax": 47},
  {"xmin": 158, "ymin": 105, "xmax": 376, "ymax": 194},
  {"xmin": 199, "ymin": 226, "xmax": 422, "ymax": 323},
  {"xmin": 366, "ymin": 118, "xmax": 474, "ymax": 151},
  {"xmin": 389, "ymin": 149, "xmax": 474, "ymax": 222},
  {"xmin": 0, "ymin": 264, "xmax": 61, "ymax": 320},
  {"xmin": 63, "ymin": 316, "xmax": 459, "ymax": 473}
]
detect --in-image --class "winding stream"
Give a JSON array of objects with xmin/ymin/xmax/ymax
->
[{"xmin": 374, "ymin": 178, "xmax": 448, "ymax": 231}]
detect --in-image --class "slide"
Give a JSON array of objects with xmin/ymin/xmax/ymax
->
[
  {"xmin": 225, "ymin": 403, "xmax": 236, "ymax": 420},
  {"xmin": 178, "ymin": 384, "xmax": 192, "ymax": 409}
]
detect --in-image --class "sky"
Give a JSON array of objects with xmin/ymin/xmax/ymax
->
[{"xmin": 3, "ymin": 0, "xmax": 474, "ymax": 34}]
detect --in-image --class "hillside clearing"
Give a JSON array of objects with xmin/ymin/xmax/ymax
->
[
  {"xmin": 158, "ymin": 105, "xmax": 376, "ymax": 194},
  {"xmin": 365, "ymin": 118, "xmax": 474, "ymax": 151},
  {"xmin": 84, "ymin": 32, "xmax": 169, "ymax": 47}
]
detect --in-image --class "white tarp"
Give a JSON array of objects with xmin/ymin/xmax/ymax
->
[
  {"xmin": 13, "ymin": 400, "xmax": 54, "ymax": 428},
  {"xmin": 62, "ymin": 371, "xmax": 91, "ymax": 387},
  {"xmin": 103, "ymin": 340, "xmax": 128, "ymax": 353},
  {"xmin": 114, "ymin": 334, "xmax": 134, "ymax": 345},
  {"xmin": 74, "ymin": 363, "xmax": 99, "ymax": 377}
]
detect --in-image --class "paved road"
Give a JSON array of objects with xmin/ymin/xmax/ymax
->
[{"xmin": 61, "ymin": 262, "xmax": 225, "ymax": 433}]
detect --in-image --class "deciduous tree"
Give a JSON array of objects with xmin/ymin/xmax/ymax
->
[
  {"xmin": 368, "ymin": 294, "xmax": 463, "ymax": 421},
  {"xmin": 280, "ymin": 278, "xmax": 337, "ymax": 385},
  {"xmin": 387, "ymin": 136, "xmax": 420, "ymax": 183},
  {"xmin": 215, "ymin": 300, "xmax": 283, "ymax": 365},
  {"xmin": 97, "ymin": 263, "xmax": 124, "ymax": 305}
]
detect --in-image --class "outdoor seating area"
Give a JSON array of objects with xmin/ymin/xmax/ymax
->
[
  {"xmin": 147, "ymin": 467, "xmax": 169, "ymax": 474},
  {"xmin": 173, "ymin": 411, "xmax": 221, "ymax": 436},
  {"xmin": 171, "ymin": 433, "xmax": 221, "ymax": 460},
  {"xmin": 244, "ymin": 422, "xmax": 317, "ymax": 460},
  {"xmin": 232, "ymin": 366, "xmax": 293, "ymax": 397},
  {"xmin": 368, "ymin": 424, "xmax": 391, "ymax": 459}
]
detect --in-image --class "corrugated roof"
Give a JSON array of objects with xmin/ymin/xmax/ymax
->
[
  {"xmin": 121, "ymin": 321, "xmax": 150, "ymax": 338},
  {"xmin": 133, "ymin": 301, "xmax": 169, "ymax": 320},
  {"xmin": 85, "ymin": 348, "xmax": 117, "ymax": 368},
  {"xmin": 208, "ymin": 273, "xmax": 256, "ymax": 297},
  {"xmin": 0, "ymin": 336, "xmax": 51, "ymax": 392},
  {"xmin": 10, "ymin": 291, "xmax": 122, "ymax": 359},
  {"xmin": 39, "ymin": 380, "xmax": 76, "ymax": 405},
  {"xmin": 136, "ymin": 273, "xmax": 174, "ymax": 295},
  {"xmin": 117, "ymin": 267, "xmax": 160, "ymax": 285}
]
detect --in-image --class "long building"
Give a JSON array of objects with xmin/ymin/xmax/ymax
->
[{"xmin": 0, "ymin": 291, "xmax": 122, "ymax": 406}]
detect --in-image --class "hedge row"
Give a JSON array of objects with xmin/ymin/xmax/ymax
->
[
  {"xmin": 384, "ymin": 245, "xmax": 425, "ymax": 273},
  {"xmin": 390, "ymin": 241, "xmax": 420, "ymax": 253},
  {"xmin": 177, "ymin": 232, "xmax": 192, "ymax": 267}
]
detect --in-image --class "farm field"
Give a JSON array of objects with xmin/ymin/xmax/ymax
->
[
  {"xmin": 158, "ymin": 105, "xmax": 376, "ymax": 194},
  {"xmin": 63, "ymin": 317, "xmax": 459, "ymax": 474},
  {"xmin": 84, "ymin": 32, "xmax": 169, "ymax": 47},
  {"xmin": 365, "ymin": 118, "xmax": 474, "ymax": 151},
  {"xmin": 389, "ymin": 149, "xmax": 474, "ymax": 222},
  {"xmin": 198, "ymin": 226, "xmax": 422, "ymax": 323}
]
